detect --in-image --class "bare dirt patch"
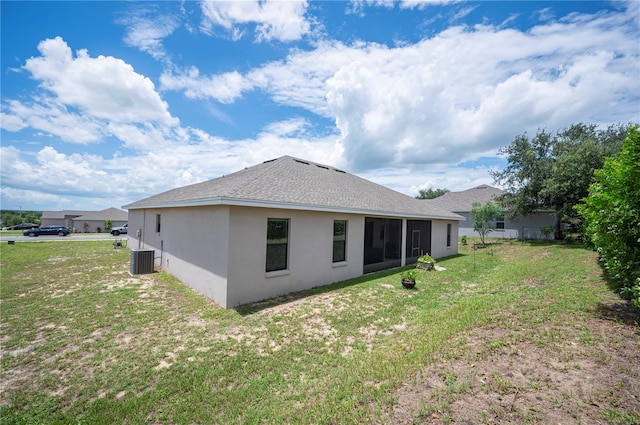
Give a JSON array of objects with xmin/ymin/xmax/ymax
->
[{"xmin": 385, "ymin": 301, "xmax": 640, "ymax": 424}]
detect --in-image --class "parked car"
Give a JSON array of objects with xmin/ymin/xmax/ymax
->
[
  {"xmin": 23, "ymin": 226, "xmax": 70, "ymax": 237},
  {"xmin": 7, "ymin": 223, "xmax": 39, "ymax": 230},
  {"xmin": 110, "ymin": 223, "xmax": 128, "ymax": 236}
]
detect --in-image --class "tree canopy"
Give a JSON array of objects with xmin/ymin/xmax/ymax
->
[
  {"xmin": 491, "ymin": 123, "xmax": 633, "ymax": 229},
  {"xmin": 470, "ymin": 201, "xmax": 502, "ymax": 245},
  {"xmin": 577, "ymin": 127, "xmax": 640, "ymax": 308},
  {"xmin": 415, "ymin": 188, "xmax": 449, "ymax": 199}
]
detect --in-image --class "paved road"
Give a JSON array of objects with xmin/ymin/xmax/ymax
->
[{"xmin": 1, "ymin": 234, "xmax": 127, "ymax": 243}]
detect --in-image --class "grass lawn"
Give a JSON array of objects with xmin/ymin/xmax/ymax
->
[{"xmin": 1, "ymin": 239, "xmax": 638, "ymax": 424}]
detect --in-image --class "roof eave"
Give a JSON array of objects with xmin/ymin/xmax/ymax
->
[{"xmin": 124, "ymin": 197, "xmax": 464, "ymax": 221}]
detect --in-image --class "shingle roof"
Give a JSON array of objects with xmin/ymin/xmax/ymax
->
[
  {"xmin": 124, "ymin": 156, "xmax": 462, "ymax": 220},
  {"xmin": 41, "ymin": 210, "xmax": 87, "ymax": 219},
  {"xmin": 424, "ymin": 185, "xmax": 504, "ymax": 212},
  {"xmin": 74, "ymin": 208, "xmax": 128, "ymax": 221}
]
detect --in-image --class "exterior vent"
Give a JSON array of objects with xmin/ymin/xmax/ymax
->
[{"xmin": 130, "ymin": 249, "xmax": 155, "ymax": 275}]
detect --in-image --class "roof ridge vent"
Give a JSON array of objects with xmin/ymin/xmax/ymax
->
[
  {"xmin": 316, "ymin": 164, "xmax": 329, "ymax": 170},
  {"xmin": 294, "ymin": 159, "xmax": 310, "ymax": 165}
]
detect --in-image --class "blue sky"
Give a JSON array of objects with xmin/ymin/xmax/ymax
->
[{"xmin": 1, "ymin": 1, "xmax": 638, "ymax": 212}]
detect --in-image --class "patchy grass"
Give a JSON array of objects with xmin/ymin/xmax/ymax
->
[{"xmin": 1, "ymin": 239, "xmax": 638, "ymax": 424}]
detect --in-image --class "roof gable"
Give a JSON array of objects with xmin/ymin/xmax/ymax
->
[{"xmin": 124, "ymin": 156, "xmax": 462, "ymax": 220}]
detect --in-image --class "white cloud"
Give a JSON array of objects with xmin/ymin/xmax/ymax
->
[
  {"xmin": 3, "ymin": 99, "xmax": 105, "ymax": 144},
  {"xmin": 119, "ymin": 11, "xmax": 180, "ymax": 61},
  {"xmin": 200, "ymin": 0, "xmax": 311, "ymax": 42},
  {"xmin": 163, "ymin": 5, "xmax": 638, "ymax": 175},
  {"xmin": 0, "ymin": 119, "xmax": 342, "ymax": 209},
  {"xmin": 160, "ymin": 67, "xmax": 251, "ymax": 103},
  {"xmin": 23, "ymin": 37, "xmax": 177, "ymax": 125}
]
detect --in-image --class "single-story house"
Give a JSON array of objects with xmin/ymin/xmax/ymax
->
[
  {"xmin": 41, "ymin": 208, "xmax": 128, "ymax": 232},
  {"xmin": 41, "ymin": 210, "xmax": 86, "ymax": 228},
  {"xmin": 74, "ymin": 208, "xmax": 128, "ymax": 233},
  {"xmin": 123, "ymin": 156, "xmax": 463, "ymax": 308},
  {"xmin": 424, "ymin": 185, "xmax": 557, "ymax": 239}
]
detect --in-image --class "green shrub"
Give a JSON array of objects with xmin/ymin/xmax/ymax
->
[{"xmin": 577, "ymin": 127, "xmax": 640, "ymax": 308}]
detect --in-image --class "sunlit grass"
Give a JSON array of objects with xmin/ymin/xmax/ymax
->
[{"xmin": 0, "ymin": 238, "xmax": 636, "ymax": 424}]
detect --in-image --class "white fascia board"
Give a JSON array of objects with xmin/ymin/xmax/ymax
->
[{"xmin": 126, "ymin": 197, "xmax": 464, "ymax": 221}]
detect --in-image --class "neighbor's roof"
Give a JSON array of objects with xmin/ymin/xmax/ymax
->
[
  {"xmin": 74, "ymin": 207, "xmax": 128, "ymax": 221},
  {"xmin": 124, "ymin": 156, "xmax": 462, "ymax": 220},
  {"xmin": 425, "ymin": 185, "xmax": 504, "ymax": 212},
  {"xmin": 41, "ymin": 210, "xmax": 87, "ymax": 219}
]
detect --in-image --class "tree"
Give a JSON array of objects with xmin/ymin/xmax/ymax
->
[
  {"xmin": 416, "ymin": 188, "xmax": 449, "ymax": 199},
  {"xmin": 577, "ymin": 127, "xmax": 640, "ymax": 308},
  {"xmin": 471, "ymin": 201, "xmax": 502, "ymax": 245},
  {"xmin": 491, "ymin": 123, "xmax": 633, "ymax": 229}
]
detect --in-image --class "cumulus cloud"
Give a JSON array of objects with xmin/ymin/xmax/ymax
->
[
  {"xmin": 200, "ymin": 0, "xmax": 311, "ymax": 42},
  {"xmin": 0, "ymin": 119, "xmax": 342, "ymax": 210},
  {"xmin": 161, "ymin": 5, "xmax": 638, "ymax": 174},
  {"xmin": 22, "ymin": 37, "xmax": 177, "ymax": 125}
]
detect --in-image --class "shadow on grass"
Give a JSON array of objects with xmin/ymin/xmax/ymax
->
[
  {"xmin": 234, "ymin": 267, "xmax": 410, "ymax": 316},
  {"xmin": 596, "ymin": 300, "xmax": 640, "ymax": 327},
  {"xmin": 592, "ymin": 260, "xmax": 640, "ymax": 325}
]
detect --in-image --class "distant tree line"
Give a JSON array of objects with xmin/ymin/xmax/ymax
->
[
  {"xmin": 491, "ymin": 122, "xmax": 634, "ymax": 232},
  {"xmin": 1, "ymin": 210, "xmax": 42, "ymax": 227},
  {"xmin": 415, "ymin": 188, "xmax": 449, "ymax": 199}
]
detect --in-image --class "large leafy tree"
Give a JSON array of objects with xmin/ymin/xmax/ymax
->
[
  {"xmin": 492, "ymin": 123, "xmax": 632, "ymax": 229},
  {"xmin": 415, "ymin": 188, "xmax": 449, "ymax": 199},
  {"xmin": 577, "ymin": 127, "xmax": 640, "ymax": 308},
  {"xmin": 471, "ymin": 201, "xmax": 502, "ymax": 245}
]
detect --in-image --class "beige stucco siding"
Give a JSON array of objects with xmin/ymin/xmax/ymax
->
[
  {"xmin": 226, "ymin": 207, "xmax": 365, "ymax": 307},
  {"xmin": 128, "ymin": 206, "xmax": 231, "ymax": 306},
  {"xmin": 430, "ymin": 220, "xmax": 459, "ymax": 259}
]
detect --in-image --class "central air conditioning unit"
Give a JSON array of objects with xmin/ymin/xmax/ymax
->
[{"xmin": 130, "ymin": 249, "xmax": 155, "ymax": 275}]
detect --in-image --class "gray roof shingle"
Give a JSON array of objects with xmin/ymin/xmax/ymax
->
[
  {"xmin": 74, "ymin": 208, "xmax": 128, "ymax": 221},
  {"xmin": 424, "ymin": 185, "xmax": 504, "ymax": 212},
  {"xmin": 124, "ymin": 156, "xmax": 462, "ymax": 220}
]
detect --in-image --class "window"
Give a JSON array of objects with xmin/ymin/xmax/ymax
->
[
  {"xmin": 156, "ymin": 214, "xmax": 161, "ymax": 233},
  {"xmin": 266, "ymin": 218, "xmax": 289, "ymax": 272},
  {"xmin": 333, "ymin": 220, "xmax": 347, "ymax": 263},
  {"xmin": 446, "ymin": 223, "xmax": 452, "ymax": 247},
  {"xmin": 496, "ymin": 215, "xmax": 505, "ymax": 230}
]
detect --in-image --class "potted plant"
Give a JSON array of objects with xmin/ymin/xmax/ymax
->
[
  {"xmin": 400, "ymin": 269, "xmax": 417, "ymax": 289},
  {"xmin": 417, "ymin": 254, "xmax": 436, "ymax": 270}
]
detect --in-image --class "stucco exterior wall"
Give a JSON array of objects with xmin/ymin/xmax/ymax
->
[
  {"xmin": 128, "ymin": 206, "xmax": 231, "ymax": 306},
  {"xmin": 127, "ymin": 206, "xmax": 461, "ymax": 308},
  {"xmin": 73, "ymin": 219, "xmax": 127, "ymax": 233},
  {"xmin": 430, "ymin": 220, "xmax": 459, "ymax": 259},
  {"xmin": 457, "ymin": 212, "xmax": 557, "ymax": 239},
  {"xmin": 226, "ymin": 207, "xmax": 365, "ymax": 307}
]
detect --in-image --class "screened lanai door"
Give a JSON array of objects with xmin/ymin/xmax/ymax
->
[{"xmin": 405, "ymin": 220, "xmax": 431, "ymax": 264}]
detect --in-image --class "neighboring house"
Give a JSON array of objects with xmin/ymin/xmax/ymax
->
[
  {"xmin": 124, "ymin": 156, "xmax": 463, "ymax": 308},
  {"xmin": 40, "ymin": 210, "xmax": 86, "ymax": 228},
  {"xmin": 425, "ymin": 185, "xmax": 557, "ymax": 239},
  {"xmin": 41, "ymin": 208, "xmax": 127, "ymax": 232},
  {"xmin": 73, "ymin": 208, "xmax": 128, "ymax": 233}
]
